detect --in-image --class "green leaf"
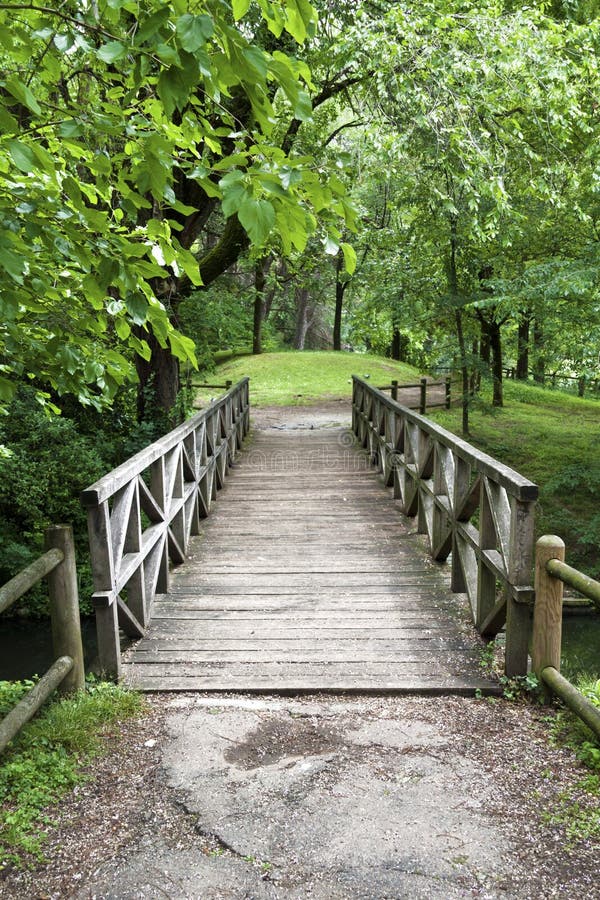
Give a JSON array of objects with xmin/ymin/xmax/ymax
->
[
  {"xmin": 125, "ymin": 295, "xmax": 149, "ymax": 325},
  {"xmin": 176, "ymin": 14, "xmax": 214, "ymax": 52},
  {"xmin": 0, "ymin": 105, "xmax": 17, "ymax": 132},
  {"xmin": 341, "ymin": 242, "xmax": 357, "ymax": 275},
  {"xmin": 238, "ymin": 197, "xmax": 275, "ymax": 245},
  {"xmin": 232, "ymin": 0, "xmax": 252, "ymax": 20},
  {"xmin": 0, "ymin": 376, "xmax": 16, "ymax": 402},
  {"xmin": 96, "ymin": 41, "xmax": 127, "ymax": 63},
  {"xmin": 8, "ymin": 140, "xmax": 36, "ymax": 173},
  {"xmin": 5, "ymin": 77, "xmax": 41, "ymax": 115}
]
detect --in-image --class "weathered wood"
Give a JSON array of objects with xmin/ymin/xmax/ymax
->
[
  {"xmin": 541, "ymin": 667, "xmax": 600, "ymax": 740},
  {"xmin": 0, "ymin": 656, "xmax": 73, "ymax": 753},
  {"xmin": 546, "ymin": 558, "xmax": 600, "ymax": 610},
  {"xmin": 0, "ymin": 548, "xmax": 63, "ymax": 616},
  {"xmin": 122, "ymin": 424, "xmax": 497, "ymax": 694},
  {"xmin": 44, "ymin": 525, "xmax": 85, "ymax": 694},
  {"xmin": 353, "ymin": 376, "xmax": 537, "ymax": 677},
  {"xmin": 82, "ymin": 379, "xmax": 249, "ymax": 678},
  {"xmin": 532, "ymin": 535, "xmax": 565, "ymax": 677}
]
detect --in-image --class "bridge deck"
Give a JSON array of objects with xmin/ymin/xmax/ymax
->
[{"xmin": 122, "ymin": 422, "xmax": 498, "ymax": 694}]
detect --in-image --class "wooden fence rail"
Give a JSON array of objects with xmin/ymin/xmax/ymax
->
[
  {"xmin": 352, "ymin": 376, "xmax": 538, "ymax": 676},
  {"xmin": 81, "ymin": 378, "xmax": 250, "ymax": 679},
  {"xmin": 377, "ymin": 376, "xmax": 461, "ymax": 414},
  {"xmin": 532, "ymin": 535, "xmax": 600, "ymax": 739},
  {"xmin": 0, "ymin": 525, "xmax": 84, "ymax": 753}
]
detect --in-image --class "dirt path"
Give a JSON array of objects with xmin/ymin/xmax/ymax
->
[{"xmin": 2, "ymin": 693, "xmax": 599, "ymax": 899}]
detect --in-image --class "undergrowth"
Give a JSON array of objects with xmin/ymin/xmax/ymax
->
[
  {"xmin": 542, "ymin": 677, "xmax": 600, "ymax": 844},
  {"xmin": 0, "ymin": 679, "xmax": 144, "ymax": 869}
]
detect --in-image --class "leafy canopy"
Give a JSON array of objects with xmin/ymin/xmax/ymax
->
[{"xmin": 0, "ymin": 0, "xmax": 353, "ymax": 410}]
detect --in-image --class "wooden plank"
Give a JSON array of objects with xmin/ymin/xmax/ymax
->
[{"xmin": 122, "ymin": 423, "xmax": 497, "ymax": 694}]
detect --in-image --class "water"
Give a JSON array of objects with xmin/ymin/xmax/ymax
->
[
  {"xmin": 561, "ymin": 612, "xmax": 600, "ymax": 682},
  {"xmin": 0, "ymin": 618, "xmax": 97, "ymax": 681}
]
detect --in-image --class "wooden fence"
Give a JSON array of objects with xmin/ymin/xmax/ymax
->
[
  {"xmin": 352, "ymin": 376, "xmax": 538, "ymax": 676},
  {"xmin": 532, "ymin": 535, "xmax": 600, "ymax": 738},
  {"xmin": 81, "ymin": 379, "xmax": 250, "ymax": 679},
  {"xmin": 377, "ymin": 376, "xmax": 461, "ymax": 414},
  {"xmin": 504, "ymin": 369, "xmax": 600, "ymax": 398},
  {"xmin": 0, "ymin": 525, "xmax": 84, "ymax": 753}
]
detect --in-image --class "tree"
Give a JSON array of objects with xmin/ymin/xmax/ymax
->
[{"xmin": 0, "ymin": 0, "xmax": 356, "ymax": 416}]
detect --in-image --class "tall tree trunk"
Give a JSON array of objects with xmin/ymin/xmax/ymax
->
[
  {"xmin": 479, "ymin": 319, "xmax": 491, "ymax": 369},
  {"xmin": 333, "ymin": 250, "xmax": 348, "ymax": 351},
  {"xmin": 135, "ymin": 330, "xmax": 181, "ymax": 424},
  {"xmin": 489, "ymin": 320, "xmax": 503, "ymax": 407},
  {"xmin": 253, "ymin": 259, "xmax": 266, "ymax": 355},
  {"xmin": 448, "ymin": 214, "xmax": 469, "ymax": 435},
  {"xmin": 293, "ymin": 287, "xmax": 311, "ymax": 350},
  {"xmin": 516, "ymin": 312, "xmax": 530, "ymax": 380},
  {"xmin": 533, "ymin": 318, "xmax": 545, "ymax": 383}
]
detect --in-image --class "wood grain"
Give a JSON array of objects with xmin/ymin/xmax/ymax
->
[{"xmin": 122, "ymin": 425, "xmax": 499, "ymax": 694}]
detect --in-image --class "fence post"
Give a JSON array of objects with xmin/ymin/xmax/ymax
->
[
  {"xmin": 420, "ymin": 378, "xmax": 427, "ymax": 414},
  {"xmin": 578, "ymin": 376, "xmax": 585, "ymax": 398},
  {"xmin": 44, "ymin": 525, "xmax": 85, "ymax": 693},
  {"xmin": 532, "ymin": 535, "xmax": 565, "ymax": 680},
  {"xmin": 391, "ymin": 379, "xmax": 398, "ymax": 402},
  {"xmin": 445, "ymin": 376, "xmax": 451, "ymax": 409}
]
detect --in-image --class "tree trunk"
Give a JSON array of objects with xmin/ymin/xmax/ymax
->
[
  {"xmin": 480, "ymin": 319, "xmax": 491, "ymax": 368},
  {"xmin": 253, "ymin": 259, "xmax": 266, "ymax": 355},
  {"xmin": 333, "ymin": 251, "xmax": 347, "ymax": 351},
  {"xmin": 135, "ymin": 330, "xmax": 180, "ymax": 424},
  {"xmin": 489, "ymin": 320, "xmax": 503, "ymax": 407},
  {"xmin": 516, "ymin": 313, "xmax": 530, "ymax": 380},
  {"xmin": 533, "ymin": 318, "xmax": 545, "ymax": 383},
  {"xmin": 448, "ymin": 213, "xmax": 469, "ymax": 435},
  {"xmin": 293, "ymin": 287, "xmax": 311, "ymax": 350}
]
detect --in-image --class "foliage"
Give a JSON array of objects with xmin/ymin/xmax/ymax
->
[
  {"xmin": 0, "ymin": 679, "xmax": 144, "ymax": 868},
  {"xmin": 542, "ymin": 677, "xmax": 600, "ymax": 844},
  {"xmin": 0, "ymin": 0, "xmax": 356, "ymax": 413},
  {"xmin": 0, "ymin": 389, "xmax": 111, "ymax": 615}
]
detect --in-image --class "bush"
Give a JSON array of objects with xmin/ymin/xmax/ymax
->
[{"xmin": 0, "ymin": 389, "xmax": 109, "ymax": 616}]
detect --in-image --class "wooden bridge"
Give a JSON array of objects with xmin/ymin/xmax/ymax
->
[{"xmin": 81, "ymin": 378, "xmax": 539, "ymax": 694}]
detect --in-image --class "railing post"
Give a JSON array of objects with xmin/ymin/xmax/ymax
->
[
  {"xmin": 391, "ymin": 379, "xmax": 398, "ymax": 402},
  {"xmin": 445, "ymin": 376, "xmax": 451, "ymax": 409},
  {"xmin": 44, "ymin": 525, "xmax": 85, "ymax": 693},
  {"xmin": 532, "ymin": 535, "xmax": 565, "ymax": 680},
  {"xmin": 420, "ymin": 378, "xmax": 427, "ymax": 414}
]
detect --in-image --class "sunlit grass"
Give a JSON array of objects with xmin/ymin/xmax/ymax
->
[{"xmin": 196, "ymin": 350, "xmax": 419, "ymax": 407}]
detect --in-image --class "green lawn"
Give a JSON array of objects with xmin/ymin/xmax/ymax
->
[
  {"xmin": 430, "ymin": 380, "xmax": 600, "ymax": 577},
  {"xmin": 196, "ymin": 350, "xmax": 418, "ymax": 407}
]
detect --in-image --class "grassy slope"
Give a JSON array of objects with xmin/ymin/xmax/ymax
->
[
  {"xmin": 429, "ymin": 380, "xmax": 600, "ymax": 576},
  {"xmin": 206, "ymin": 352, "xmax": 599, "ymax": 576},
  {"xmin": 199, "ymin": 350, "xmax": 418, "ymax": 407}
]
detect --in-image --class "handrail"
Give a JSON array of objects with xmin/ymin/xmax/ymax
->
[
  {"xmin": 532, "ymin": 535, "xmax": 600, "ymax": 739},
  {"xmin": 81, "ymin": 378, "xmax": 250, "ymax": 678},
  {"xmin": 352, "ymin": 376, "xmax": 538, "ymax": 676},
  {"xmin": 0, "ymin": 525, "xmax": 84, "ymax": 753}
]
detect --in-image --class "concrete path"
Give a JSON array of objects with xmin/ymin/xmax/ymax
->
[{"xmin": 81, "ymin": 695, "xmax": 517, "ymax": 899}]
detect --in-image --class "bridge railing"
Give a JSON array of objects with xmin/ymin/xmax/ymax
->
[
  {"xmin": 81, "ymin": 378, "xmax": 250, "ymax": 679},
  {"xmin": 533, "ymin": 535, "xmax": 600, "ymax": 738},
  {"xmin": 0, "ymin": 525, "xmax": 85, "ymax": 753},
  {"xmin": 352, "ymin": 376, "xmax": 538, "ymax": 676}
]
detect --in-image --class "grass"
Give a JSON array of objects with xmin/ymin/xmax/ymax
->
[
  {"xmin": 0, "ymin": 679, "xmax": 144, "ymax": 869},
  {"xmin": 429, "ymin": 379, "xmax": 600, "ymax": 578},
  {"xmin": 195, "ymin": 349, "xmax": 418, "ymax": 407}
]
